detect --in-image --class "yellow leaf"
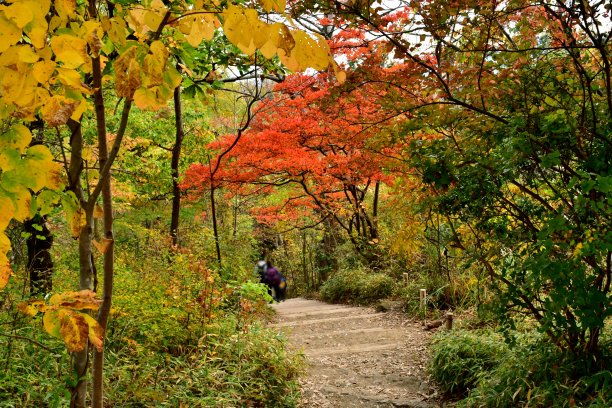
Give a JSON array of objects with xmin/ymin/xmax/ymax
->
[
  {"xmin": 144, "ymin": 11, "xmax": 163, "ymax": 32},
  {"xmin": 33, "ymin": 60, "xmax": 56, "ymax": 83},
  {"xmin": 8, "ymin": 187, "xmax": 32, "ymax": 222},
  {"xmin": 50, "ymin": 34, "xmax": 88, "ymax": 69},
  {"xmin": 24, "ymin": 144, "xmax": 63, "ymax": 192},
  {"xmin": 57, "ymin": 309, "xmax": 90, "ymax": 352},
  {"xmin": 114, "ymin": 46, "xmax": 141, "ymax": 98},
  {"xmin": 0, "ymin": 196, "xmax": 15, "ymax": 230},
  {"xmin": 0, "ymin": 252, "xmax": 12, "ymax": 290},
  {"xmin": 223, "ymin": 5, "xmax": 262, "ymax": 55},
  {"xmin": 1, "ymin": 124, "xmax": 32, "ymax": 153},
  {"xmin": 17, "ymin": 45, "xmax": 39, "ymax": 63},
  {"xmin": 61, "ymin": 191, "xmax": 86, "ymax": 237},
  {"xmin": 336, "ymin": 70, "xmax": 347, "ymax": 84},
  {"xmin": 37, "ymin": 190, "xmax": 61, "ymax": 215},
  {"xmin": 26, "ymin": 26, "xmax": 48, "ymax": 49},
  {"xmin": 56, "ymin": 67, "xmax": 90, "ymax": 92},
  {"xmin": 50, "ymin": 290, "xmax": 102, "ymax": 310},
  {"xmin": 185, "ymin": 14, "xmax": 215, "ymax": 47},
  {"xmin": 93, "ymin": 204, "xmax": 104, "ymax": 218},
  {"xmin": 291, "ymin": 31, "xmax": 330, "ymax": 71},
  {"xmin": 0, "ymin": 231, "xmax": 9, "ymax": 254},
  {"xmin": 93, "ymin": 238, "xmax": 113, "ymax": 254},
  {"xmin": 163, "ymin": 65, "xmax": 182, "ymax": 89},
  {"xmin": 41, "ymin": 95, "xmax": 80, "ymax": 127},
  {"xmin": 0, "ymin": 14, "xmax": 22, "ymax": 54},
  {"xmin": 54, "ymin": 0, "xmax": 76, "ymax": 21},
  {"xmin": 133, "ymin": 87, "xmax": 159, "ymax": 110},
  {"xmin": 2, "ymin": 2, "xmax": 33, "ymax": 29},
  {"xmin": 260, "ymin": 0, "xmax": 286, "ymax": 13},
  {"xmin": 18, "ymin": 300, "xmax": 46, "ymax": 316},
  {"xmin": 104, "ymin": 16, "xmax": 128, "ymax": 46},
  {"xmin": 82, "ymin": 314, "xmax": 104, "ymax": 352}
]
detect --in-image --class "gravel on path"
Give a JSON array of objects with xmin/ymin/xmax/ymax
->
[{"xmin": 270, "ymin": 298, "xmax": 443, "ymax": 408}]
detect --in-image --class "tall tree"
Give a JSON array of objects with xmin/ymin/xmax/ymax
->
[{"xmin": 319, "ymin": 0, "xmax": 612, "ymax": 355}]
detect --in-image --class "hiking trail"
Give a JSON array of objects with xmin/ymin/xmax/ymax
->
[{"xmin": 270, "ymin": 298, "xmax": 443, "ymax": 408}]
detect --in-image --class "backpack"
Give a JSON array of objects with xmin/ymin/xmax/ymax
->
[{"xmin": 265, "ymin": 266, "xmax": 282, "ymax": 286}]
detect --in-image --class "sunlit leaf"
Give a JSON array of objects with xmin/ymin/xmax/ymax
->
[
  {"xmin": 50, "ymin": 34, "xmax": 88, "ymax": 69},
  {"xmin": 82, "ymin": 313, "xmax": 104, "ymax": 352},
  {"xmin": 0, "ymin": 13, "xmax": 22, "ymax": 53},
  {"xmin": 0, "ymin": 252, "xmax": 10, "ymax": 290},
  {"xmin": 260, "ymin": 0, "xmax": 286, "ymax": 13},
  {"xmin": 2, "ymin": 1, "xmax": 34, "ymax": 28},
  {"xmin": 1, "ymin": 124, "xmax": 32, "ymax": 154},
  {"xmin": 33, "ymin": 60, "xmax": 57, "ymax": 84},
  {"xmin": 49, "ymin": 290, "xmax": 102, "ymax": 310},
  {"xmin": 17, "ymin": 300, "xmax": 46, "ymax": 316}
]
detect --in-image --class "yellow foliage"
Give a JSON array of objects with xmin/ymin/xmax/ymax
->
[
  {"xmin": 260, "ymin": 0, "xmax": 286, "ymax": 13},
  {"xmin": 0, "ymin": 13, "xmax": 22, "ymax": 53},
  {"xmin": 41, "ymin": 94, "xmax": 80, "ymax": 127},
  {"xmin": 33, "ymin": 60, "xmax": 57, "ymax": 84},
  {"xmin": 18, "ymin": 290, "xmax": 104, "ymax": 352},
  {"xmin": 50, "ymin": 34, "xmax": 88, "ymax": 69},
  {"xmin": 1, "ymin": 1, "xmax": 34, "ymax": 29},
  {"xmin": 0, "ymin": 252, "xmax": 11, "ymax": 291}
]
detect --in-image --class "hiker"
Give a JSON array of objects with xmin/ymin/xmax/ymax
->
[
  {"xmin": 254, "ymin": 257, "xmax": 267, "ymax": 284},
  {"xmin": 264, "ymin": 262, "xmax": 287, "ymax": 302}
]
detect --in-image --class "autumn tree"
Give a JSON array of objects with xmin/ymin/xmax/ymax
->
[
  {"xmin": 183, "ymin": 62, "xmax": 401, "ymax": 265},
  {"xmin": 312, "ymin": 0, "xmax": 612, "ymax": 356}
]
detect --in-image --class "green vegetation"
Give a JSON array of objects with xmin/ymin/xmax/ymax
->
[
  {"xmin": 319, "ymin": 267, "xmax": 395, "ymax": 305},
  {"xmin": 1, "ymin": 212, "xmax": 302, "ymax": 407},
  {"xmin": 430, "ymin": 330, "xmax": 612, "ymax": 407}
]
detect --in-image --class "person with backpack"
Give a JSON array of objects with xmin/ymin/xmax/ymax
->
[
  {"xmin": 254, "ymin": 257, "xmax": 267, "ymax": 284},
  {"xmin": 263, "ymin": 262, "xmax": 287, "ymax": 302}
]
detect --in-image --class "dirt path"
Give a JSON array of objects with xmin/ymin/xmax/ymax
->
[{"xmin": 270, "ymin": 298, "xmax": 442, "ymax": 408}]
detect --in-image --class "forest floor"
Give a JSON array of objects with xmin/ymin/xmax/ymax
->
[{"xmin": 270, "ymin": 298, "xmax": 446, "ymax": 408}]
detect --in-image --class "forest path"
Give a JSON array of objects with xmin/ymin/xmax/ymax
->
[{"xmin": 269, "ymin": 298, "xmax": 442, "ymax": 408}]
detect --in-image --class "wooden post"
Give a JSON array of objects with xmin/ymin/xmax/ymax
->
[
  {"xmin": 403, "ymin": 273, "xmax": 409, "ymax": 286},
  {"xmin": 445, "ymin": 311, "xmax": 453, "ymax": 330},
  {"xmin": 419, "ymin": 289, "xmax": 427, "ymax": 315}
]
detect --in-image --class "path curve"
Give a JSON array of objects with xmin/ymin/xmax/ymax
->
[{"xmin": 270, "ymin": 298, "xmax": 441, "ymax": 408}]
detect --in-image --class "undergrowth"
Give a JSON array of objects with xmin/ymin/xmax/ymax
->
[
  {"xmin": 430, "ymin": 329, "xmax": 612, "ymax": 407},
  {"xmin": 319, "ymin": 267, "xmax": 395, "ymax": 305},
  {"xmin": 0, "ymin": 212, "xmax": 303, "ymax": 407}
]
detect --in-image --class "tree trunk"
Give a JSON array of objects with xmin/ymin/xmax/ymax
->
[
  {"xmin": 24, "ymin": 215, "xmax": 53, "ymax": 296},
  {"xmin": 170, "ymin": 85, "xmax": 185, "ymax": 246},
  {"xmin": 210, "ymin": 186, "xmax": 222, "ymax": 267}
]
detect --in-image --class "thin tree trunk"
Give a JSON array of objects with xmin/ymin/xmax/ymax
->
[
  {"xmin": 170, "ymin": 85, "xmax": 185, "ymax": 246},
  {"xmin": 210, "ymin": 186, "xmax": 222, "ymax": 266},
  {"xmin": 91, "ymin": 100, "xmax": 132, "ymax": 408}
]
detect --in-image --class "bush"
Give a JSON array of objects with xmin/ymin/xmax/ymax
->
[
  {"xmin": 461, "ymin": 334, "xmax": 612, "ymax": 408},
  {"xmin": 319, "ymin": 268, "xmax": 395, "ymax": 304},
  {"xmin": 430, "ymin": 330, "xmax": 612, "ymax": 407},
  {"xmin": 429, "ymin": 329, "xmax": 506, "ymax": 396}
]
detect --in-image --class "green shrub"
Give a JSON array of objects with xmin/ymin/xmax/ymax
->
[
  {"xmin": 430, "ymin": 329, "xmax": 612, "ymax": 407},
  {"xmin": 429, "ymin": 329, "xmax": 507, "ymax": 396},
  {"xmin": 461, "ymin": 334, "xmax": 612, "ymax": 408},
  {"xmin": 319, "ymin": 268, "xmax": 395, "ymax": 304}
]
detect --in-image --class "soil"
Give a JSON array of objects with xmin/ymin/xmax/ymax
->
[{"xmin": 270, "ymin": 298, "xmax": 446, "ymax": 408}]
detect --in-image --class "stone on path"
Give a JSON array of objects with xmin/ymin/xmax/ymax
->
[{"xmin": 270, "ymin": 298, "xmax": 442, "ymax": 408}]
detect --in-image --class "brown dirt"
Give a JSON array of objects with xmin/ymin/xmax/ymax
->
[{"xmin": 270, "ymin": 298, "xmax": 445, "ymax": 408}]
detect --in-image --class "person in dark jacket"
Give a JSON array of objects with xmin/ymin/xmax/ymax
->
[{"xmin": 264, "ymin": 262, "xmax": 286, "ymax": 302}]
